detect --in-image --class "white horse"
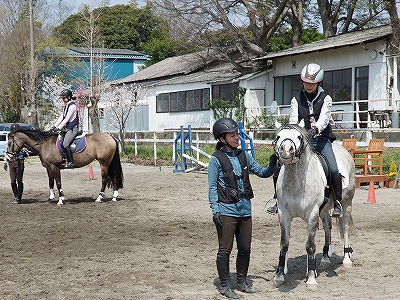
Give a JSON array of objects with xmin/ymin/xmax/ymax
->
[{"xmin": 272, "ymin": 124, "xmax": 356, "ymax": 286}]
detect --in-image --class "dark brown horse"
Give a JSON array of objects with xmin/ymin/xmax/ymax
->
[{"xmin": 6, "ymin": 128, "xmax": 123, "ymax": 205}]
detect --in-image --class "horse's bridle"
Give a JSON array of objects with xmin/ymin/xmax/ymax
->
[
  {"xmin": 5, "ymin": 132, "xmax": 23, "ymax": 159},
  {"xmin": 6, "ymin": 132, "xmax": 40, "ymax": 158},
  {"xmin": 272, "ymin": 124, "xmax": 307, "ymax": 164}
]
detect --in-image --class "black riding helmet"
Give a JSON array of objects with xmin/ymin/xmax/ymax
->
[
  {"xmin": 10, "ymin": 123, "xmax": 20, "ymax": 133},
  {"xmin": 60, "ymin": 89, "xmax": 73, "ymax": 99},
  {"xmin": 212, "ymin": 118, "xmax": 239, "ymax": 140}
]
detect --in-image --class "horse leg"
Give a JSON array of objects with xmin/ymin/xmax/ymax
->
[
  {"xmin": 342, "ymin": 203, "xmax": 353, "ymax": 266},
  {"xmin": 273, "ymin": 215, "xmax": 291, "ymax": 287},
  {"xmin": 320, "ymin": 212, "xmax": 333, "ymax": 268},
  {"xmin": 305, "ymin": 214, "xmax": 319, "ymax": 286},
  {"xmin": 46, "ymin": 169, "xmax": 55, "ymax": 202},
  {"xmin": 95, "ymin": 165, "xmax": 108, "ymax": 203},
  {"xmin": 52, "ymin": 169, "xmax": 64, "ymax": 206}
]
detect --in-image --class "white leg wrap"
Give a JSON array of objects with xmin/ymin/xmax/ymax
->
[
  {"xmin": 111, "ymin": 190, "xmax": 119, "ymax": 202},
  {"xmin": 57, "ymin": 196, "xmax": 65, "ymax": 206},
  {"xmin": 95, "ymin": 192, "xmax": 105, "ymax": 203},
  {"xmin": 49, "ymin": 189, "xmax": 55, "ymax": 200}
]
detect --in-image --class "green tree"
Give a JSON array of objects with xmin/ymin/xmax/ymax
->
[
  {"xmin": 53, "ymin": 3, "xmax": 175, "ymax": 60},
  {"xmin": 209, "ymin": 87, "xmax": 246, "ymax": 123}
]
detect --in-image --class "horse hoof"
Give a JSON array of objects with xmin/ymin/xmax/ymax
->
[
  {"xmin": 273, "ymin": 275, "xmax": 285, "ymax": 287},
  {"xmin": 111, "ymin": 198, "xmax": 117, "ymax": 202},
  {"xmin": 320, "ymin": 257, "xmax": 330, "ymax": 269},
  {"xmin": 306, "ymin": 270, "xmax": 318, "ymax": 286},
  {"xmin": 306, "ymin": 280, "xmax": 318, "ymax": 289},
  {"xmin": 342, "ymin": 259, "xmax": 352, "ymax": 267},
  {"xmin": 95, "ymin": 199, "xmax": 103, "ymax": 203},
  {"xmin": 57, "ymin": 201, "xmax": 64, "ymax": 206}
]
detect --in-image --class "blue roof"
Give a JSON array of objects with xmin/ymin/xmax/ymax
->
[{"xmin": 68, "ymin": 47, "xmax": 150, "ymax": 60}]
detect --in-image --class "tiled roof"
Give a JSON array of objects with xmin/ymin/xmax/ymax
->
[
  {"xmin": 112, "ymin": 50, "xmax": 228, "ymax": 84},
  {"xmin": 256, "ymin": 25, "xmax": 392, "ymax": 60},
  {"xmin": 68, "ymin": 47, "xmax": 148, "ymax": 59}
]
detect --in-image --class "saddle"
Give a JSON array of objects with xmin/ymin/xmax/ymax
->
[{"xmin": 56, "ymin": 134, "xmax": 87, "ymax": 155}]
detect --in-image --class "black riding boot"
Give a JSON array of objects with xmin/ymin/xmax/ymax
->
[
  {"xmin": 11, "ymin": 182, "xmax": 20, "ymax": 204},
  {"xmin": 17, "ymin": 182, "xmax": 23, "ymax": 202},
  {"xmin": 236, "ymin": 252, "xmax": 256, "ymax": 293},
  {"xmin": 217, "ymin": 253, "xmax": 238, "ymax": 299},
  {"xmin": 64, "ymin": 147, "xmax": 75, "ymax": 169},
  {"xmin": 331, "ymin": 174, "xmax": 343, "ymax": 217}
]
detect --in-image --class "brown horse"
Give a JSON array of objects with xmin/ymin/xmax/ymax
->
[{"xmin": 6, "ymin": 128, "xmax": 123, "ymax": 205}]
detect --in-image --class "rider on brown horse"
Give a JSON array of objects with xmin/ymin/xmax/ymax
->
[{"xmin": 53, "ymin": 89, "xmax": 79, "ymax": 169}]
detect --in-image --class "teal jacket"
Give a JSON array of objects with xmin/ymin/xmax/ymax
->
[{"xmin": 208, "ymin": 147, "xmax": 275, "ymax": 217}]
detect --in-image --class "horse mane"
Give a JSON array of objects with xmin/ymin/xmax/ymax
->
[
  {"xmin": 18, "ymin": 128, "xmax": 56, "ymax": 142},
  {"xmin": 276, "ymin": 124, "xmax": 307, "ymax": 138}
]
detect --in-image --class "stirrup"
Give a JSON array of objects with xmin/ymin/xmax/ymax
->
[
  {"xmin": 332, "ymin": 201, "xmax": 343, "ymax": 218},
  {"xmin": 264, "ymin": 198, "xmax": 278, "ymax": 215},
  {"xmin": 63, "ymin": 162, "xmax": 75, "ymax": 169}
]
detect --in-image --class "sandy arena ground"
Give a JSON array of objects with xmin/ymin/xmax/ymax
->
[{"xmin": 0, "ymin": 157, "xmax": 399, "ymax": 300}]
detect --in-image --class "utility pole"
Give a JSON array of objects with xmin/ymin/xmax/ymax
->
[{"xmin": 28, "ymin": 0, "xmax": 38, "ymax": 126}]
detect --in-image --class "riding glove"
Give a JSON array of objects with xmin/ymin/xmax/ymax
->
[
  {"xmin": 307, "ymin": 128, "xmax": 318, "ymax": 139},
  {"xmin": 269, "ymin": 153, "xmax": 278, "ymax": 166},
  {"xmin": 213, "ymin": 212, "xmax": 223, "ymax": 226}
]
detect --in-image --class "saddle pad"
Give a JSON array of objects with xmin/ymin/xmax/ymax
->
[{"xmin": 56, "ymin": 136, "xmax": 87, "ymax": 154}]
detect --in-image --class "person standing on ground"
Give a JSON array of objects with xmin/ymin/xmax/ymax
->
[
  {"xmin": 208, "ymin": 117, "xmax": 278, "ymax": 299},
  {"xmin": 3, "ymin": 123, "xmax": 30, "ymax": 204}
]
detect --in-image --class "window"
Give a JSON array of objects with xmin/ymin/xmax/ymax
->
[
  {"xmin": 274, "ymin": 75, "xmax": 302, "ymax": 105},
  {"xmin": 212, "ymin": 83, "xmax": 238, "ymax": 102},
  {"xmin": 355, "ymin": 66, "xmax": 369, "ymax": 128},
  {"xmin": 201, "ymin": 88, "xmax": 210, "ymax": 110},
  {"xmin": 156, "ymin": 88, "xmax": 210, "ymax": 113},
  {"xmin": 170, "ymin": 92, "xmax": 185, "ymax": 112},
  {"xmin": 323, "ymin": 68, "xmax": 352, "ymax": 102},
  {"xmin": 156, "ymin": 93, "xmax": 170, "ymax": 113},
  {"xmin": 274, "ymin": 68, "xmax": 352, "ymax": 104}
]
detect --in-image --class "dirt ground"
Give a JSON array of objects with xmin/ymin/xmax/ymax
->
[{"xmin": 0, "ymin": 157, "xmax": 399, "ymax": 300}]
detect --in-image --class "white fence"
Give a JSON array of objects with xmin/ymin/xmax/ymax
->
[
  {"xmin": 246, "ymin": 98, "xmax": 394, "ymax": 130},
  {"xmin": 125, "ymin": 127, "xmax": 400, "ymax": 165}
]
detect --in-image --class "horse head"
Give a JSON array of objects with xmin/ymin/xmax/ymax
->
[
  {"xmin": 5, "ymin": 130, "xmax": 24, "ymax": 161},
  {"xmin": 6, "ymin": 128, "xmax": 53, "ymax": 160},
  {"xmin": 272, "ymin": 123, "xmax": 308, "ymax": 165}
]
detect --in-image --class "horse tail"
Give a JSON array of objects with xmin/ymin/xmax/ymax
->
[
  {"xmin": 335, "ymin": 214, "xmax": 357, "ymax": 239},
  {"xmin": 108, "ymin": 136, "xmax": 124, "ymax": 190}
]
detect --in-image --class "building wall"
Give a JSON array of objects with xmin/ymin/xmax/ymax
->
[
  {"xmin": 259, "ymin": 40, "xmax": 390, "ymax": 126},
  {"xmin": 268, "ymin": 40, "xmax": 387, "ymax": 99},
  {"xmin": 147, "ymin": 82, "xmax": 212, "ymax": 131}
]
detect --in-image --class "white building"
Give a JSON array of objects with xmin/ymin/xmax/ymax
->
[{"xmin": 111, "ymin": 25, "xmax": 398, "ymax": 136}]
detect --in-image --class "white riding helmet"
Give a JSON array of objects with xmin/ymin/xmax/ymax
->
[{"xmin": 301, "ymin": 63, "xmax": 324, "ymax": 84}]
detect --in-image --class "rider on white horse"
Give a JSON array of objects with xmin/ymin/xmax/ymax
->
[{"xmin": 267, "ymin": 63, "xmax": 343, "ymax": 218}]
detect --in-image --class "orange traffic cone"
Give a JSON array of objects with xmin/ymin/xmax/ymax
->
[
  {"xmin": 89, "ymin": 164, "xmax": 94, "ymax": 180},
  {"xmin": 367, "ymin": 181, "xmax": 376, "ymax": 204}
]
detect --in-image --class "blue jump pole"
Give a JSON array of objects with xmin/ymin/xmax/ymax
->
[
  {"xmin": 173, "ymin": 125, "xmax": 193, "ymax": 172},
  {"xmin": 238, "ymin": 122, "xmax": 254, "ymax": 158}
]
